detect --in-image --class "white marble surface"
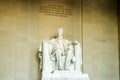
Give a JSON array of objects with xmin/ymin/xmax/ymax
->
[
  {"xmin": 42, "ymin": 71, "xmax": 89, "ymax": 80},
  {"xmin": 39, "ymin": 28, "xmax": 82, "ymax": 72},
  {"xmin": 39, "ymin": 28, "xmax": 90, "ymax": 80}
]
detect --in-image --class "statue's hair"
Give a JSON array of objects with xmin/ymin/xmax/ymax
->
[{"xmin": 57, "ymin": 28, "xmax": 63, "ymax": 32}]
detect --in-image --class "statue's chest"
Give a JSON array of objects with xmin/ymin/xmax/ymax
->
[
  {"xmin": 53, "ymin": 40, "xmax": 68, "ymax": 53},
  {"xmin": 54, "ymin": 41, "xmax": 64, "ymax": 49}
]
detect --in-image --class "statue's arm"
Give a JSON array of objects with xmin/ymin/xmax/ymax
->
[{"xmin": 49, "ymin": 40, "xmax": 56, "ymax": 58}]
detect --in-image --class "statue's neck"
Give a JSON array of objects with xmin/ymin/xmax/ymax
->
[{"xmin": 58, "ymin": 36, "xmax": 63, "ymax": 40}]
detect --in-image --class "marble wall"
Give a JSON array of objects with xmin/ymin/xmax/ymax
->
[
  {"xmin": 0, "ymin": 0, "xmax": 119, "ymax": 80},
  {"xmin": 118, "ymin": 0, "xmax": 120, "ymax": 77},
  {"xmin": 83, "ymin": 0, "xmax": 119, "ymax": 80}
]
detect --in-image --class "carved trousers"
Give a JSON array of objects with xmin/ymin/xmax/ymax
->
[{"xmin": 55, "ymin": 48, "xmax": 73, "ymax": 70}]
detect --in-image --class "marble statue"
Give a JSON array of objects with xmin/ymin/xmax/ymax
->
[
  {"xmin": 50, "ymin": 28, "xmax": 76, "ymax": 70},
  {"xmin": 38, "ymin": 28, "xmax": 89, "ymax": 80}
]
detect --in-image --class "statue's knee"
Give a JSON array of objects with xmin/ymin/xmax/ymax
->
[
  {"xmin": 56, "ymin": 48, "xmax": 61, "ymax": 52},
  {"xmin": 55, "ymin": 48, "xmax": 60, "ymax": 52},
  {"xmin": 67, "ymin": 50, "xmax": 72, "ymax": 55},
  {"xmin": 55, "ymin": 49, "xmax": 62, "ymax": 55}
]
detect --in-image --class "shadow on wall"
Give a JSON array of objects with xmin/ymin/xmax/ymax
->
[
  {"xmin": 118, "ymin": 0, "xmax": 120, "ymax": 76},
  {"xmin": 32, "ymin": 48, "xmax": 41, "ymax": 80},
  {"xmin": 84, "ymin": 0, "xmax": 117, "ymax": 15},
  {"xmin": 36, "ymin": 50, "xmax": 41, "ymax": 79}
]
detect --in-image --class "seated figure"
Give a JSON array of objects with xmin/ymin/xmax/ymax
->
[
  {"xmin": 49, "ymin": 28, "xmax": 74, "ymax": 70},
  {"xmin": 39, "ymin": 28, "xmax": 82, "ymax": 73}
]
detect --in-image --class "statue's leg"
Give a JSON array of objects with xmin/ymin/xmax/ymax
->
[
  {"xmin": 65, "ymin": 50, "xmax": 73, "ymax": 70},
  {"xmin": 55, "ymin": 49, "xmax": 62, "ymax": 70}
]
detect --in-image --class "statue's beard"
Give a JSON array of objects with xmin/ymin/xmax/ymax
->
[{"xmin": 58, "ymin": 36, "xmax": 63, "ymax": 39}]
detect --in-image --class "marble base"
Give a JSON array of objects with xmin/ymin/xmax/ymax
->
[{"xmin": 41, "ymin": 71, "xmax": 89, "ymax": 80}]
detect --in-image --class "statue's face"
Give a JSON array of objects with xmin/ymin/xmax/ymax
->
[{"xmin": 57, "ymin": 28, "xmax": 63, "ymax": 37}]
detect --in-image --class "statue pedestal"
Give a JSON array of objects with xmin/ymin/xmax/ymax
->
[{"xmin": 42, "ymin": 71, "xmax": 89, "ymax": 80}]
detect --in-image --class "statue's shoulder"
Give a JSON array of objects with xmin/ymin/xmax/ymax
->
[
  {"xmin": 49, "ymin": 39, "xmax": 57, "ymax": 44},
  {"xmin": 63, "ymin": 38, "xmax": 72, "ymax": 44},
  {"xmin": 63, "ymin": 38, "xmax": 69, "ymax": 41}
]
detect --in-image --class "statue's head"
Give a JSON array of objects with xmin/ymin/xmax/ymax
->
[{"xmin": 57, "ymin": 28, "xmax": 63, "ymax": 38}]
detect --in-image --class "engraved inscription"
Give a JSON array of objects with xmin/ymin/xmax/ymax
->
[{"xmin": 39, "ymin": 4, "xmax": 72, "ymax": 17}]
